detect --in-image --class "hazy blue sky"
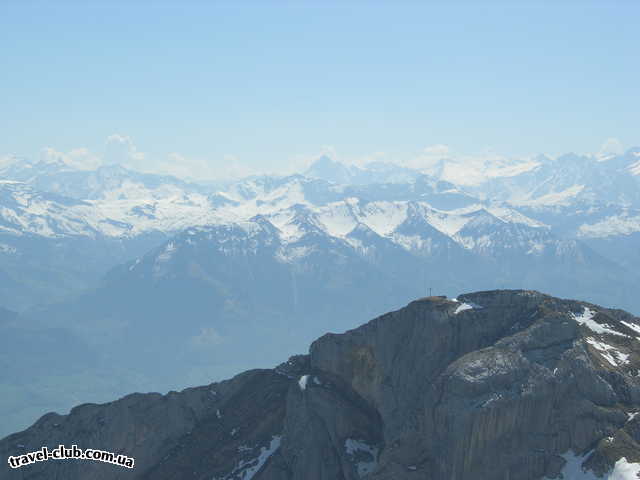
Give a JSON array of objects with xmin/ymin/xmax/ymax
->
[{"xmin": 1, "ymin": 1, "xmax": 638, "ymax": 178}]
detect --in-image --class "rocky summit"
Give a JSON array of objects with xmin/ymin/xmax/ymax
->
[{"xmin": 2, "ymin": 290, "xmax": 640, "ymax": 480}]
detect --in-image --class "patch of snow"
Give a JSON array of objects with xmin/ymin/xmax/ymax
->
[
  {"xmin": 424, "ymin": 208, "xmax": 473, "ymax": 236},
  {"xmin": 455, "ymin": 303, "xmax": 474, "ymax": 314},
  {"xmin": 484, "ymin": 159, "xmax": 541, "ymax": 180},
  {"xmin": 214, "ymin": 435, "xmax": 282, "ymax": 480},
  {"xmin": 571, "ymin": 308, "xmax": 628, "ymax": 337},
  {"xmin": 315, "ymin": 201, "xmax": 359, "ymax": 237},
  {"xmin": 356, "ymin": 201, "xmax": 408, "ymax": 236},
  {"xmin": 454, "ymin": 301, "xmax": 483, "ymax": 315},
  {"xmin": 264, "ymin": 209, "xmax": 307, "ymax": 242},
  {"xmin": 486, "ymin": 205, "xmax": 548, "ymax": 228},
  {"xmin": 585, "ymin": 337, "xmax": 629, "ymax": 367},
  {"xmin": 514, "ymin": 184, "xmax": 585, "ymax": 207},
  {"xmin": 298, "ymin": 375, "xmax": 309, "ymax": 391},
  {"xmin": 610, "ymin": 457, "xmax": 640, "ymax": 479},
  {"xmin": 313, "ymin": 376, "xmax": 321, "ymax": 385},
  {"xmin": 621, "ymin": 321, "xmax": 640, "ymax": 336},
  {"xmin": 616, "ymin": 352, "xmax": 630, "ymax": 365}
]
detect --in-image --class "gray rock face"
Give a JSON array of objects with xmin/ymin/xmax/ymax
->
[{"xmin": 2, "ymin": 290, "xmax": 640, "ymax": 480}]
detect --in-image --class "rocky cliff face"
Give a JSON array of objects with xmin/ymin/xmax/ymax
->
[{"xmin": 2, "ymin": 290, "xmax": 640, "ymax": 479}]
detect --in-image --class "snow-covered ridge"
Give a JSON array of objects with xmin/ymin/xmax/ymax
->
[
  {"xmin": 571, "ymin": 308, "xmax": 629, "ymax": 338},
  {"xmin": 0, "ymin": 173, "xmax": 553, "ymax": 262},
  {"xmin": 511, "ymin": 184, "xmax": 585, "ymax": 207}
]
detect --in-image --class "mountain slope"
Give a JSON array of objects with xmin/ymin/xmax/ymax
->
[
  {"xmin": 304, "ymin": 155, "xmax": 420, "ymax": 185},
  {"xmin": 420, "ymin": 148, "xmax": 640, "ymax": 208},
  {"xmin": 0, "ymin": 181, "xmax": 170, "ymax": 310},
  {"xmin": 15, "ymin": 199, "xmax": 635, "ymax": 431},
  {"xmin": 0, "ymin": 159, "xmax": 209, "ymax": 201},
  {"xmin": 2, "ymin": 290, "xmax": 639, "ymax": 479}
]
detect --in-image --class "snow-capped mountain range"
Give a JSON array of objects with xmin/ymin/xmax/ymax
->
[
  {"xmin": 1, "ymin": 150, "xmax": 639, "ymax": 312},
  {"xmin": 3, "ymin": 149, "xmax": 640, "ymax": 238}
]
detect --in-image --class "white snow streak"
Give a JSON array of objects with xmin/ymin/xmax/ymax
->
[
  {"xmin": 585, "ymin": 338, "xmax": 629, "ymax": 367},
  {"xmin": 621, "ymin": 321, "xmax": 640, "ymax": 336},
  {"xmin": 571, "ymin": 308, "xmax": 628, "ymax": 337},
  {"xmin": 214, "ymin": 435, "xmax": 282, "ymax": 480},
  {"xmin": 453, "ymin": 299, "xmax": 483, "ymax": 315}
]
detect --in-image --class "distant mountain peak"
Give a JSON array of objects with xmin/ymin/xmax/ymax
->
[{"xmin": 304, "ymin": 155, "xmax": 353, "ymax": 185}]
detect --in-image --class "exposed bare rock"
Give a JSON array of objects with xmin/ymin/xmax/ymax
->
[{"xmin": 2, "ymin": 290, "xmax": 639, "ymax": 479}]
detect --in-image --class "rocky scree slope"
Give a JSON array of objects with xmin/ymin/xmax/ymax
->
[{"xmin": 2, "ymin": 290, "xmax": 640, "ymax": 480}]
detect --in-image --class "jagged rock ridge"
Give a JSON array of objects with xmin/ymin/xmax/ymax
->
[{"xmin": 2, "ymin": 290, "xmax": 640, "ymax": 479}]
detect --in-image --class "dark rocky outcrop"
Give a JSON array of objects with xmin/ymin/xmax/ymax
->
[{"xmin": 2, "ymin": 290, "xmax": 639, "ymax": 479}]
